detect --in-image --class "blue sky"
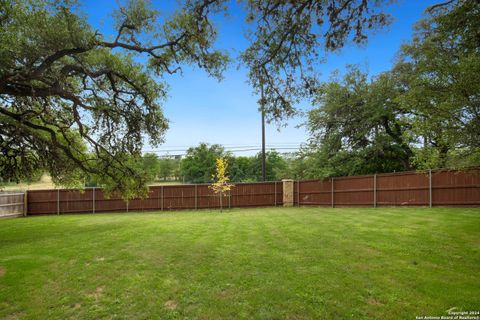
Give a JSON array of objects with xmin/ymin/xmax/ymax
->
[{"xmin": 81, "ymin": 0, "xmax": 439, "ymax": 156}]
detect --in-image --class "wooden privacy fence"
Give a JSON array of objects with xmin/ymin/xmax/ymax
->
[
  {"xmin": 22, "ymin": 168, "xmax": 480, "ymax": 215},
  {"xmin": 296, "ymin": 168, "xmax": 480, "ymax": 207},
  {"xmin": 0, "ymin": 191, "xmax": 26, "ymax": 218},
  {"xmin": 26, "ymin": 181, "xmax": 283, "ymax": 215}
]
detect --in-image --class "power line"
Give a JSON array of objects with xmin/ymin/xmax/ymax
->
[
  {"xmin": 144, "ymin": 144, "xmax": 303, "ymax": 153},
  {"xmin": 143, "ymin": 142, "xmax": 303, "ymax": 150},
  {"xmin": 144, "ymin": 146, "xmax": 302, "ymax": 156},
  {"xmin": 144, "ymin": 146, "xmax": 301, "ymax": 153}
]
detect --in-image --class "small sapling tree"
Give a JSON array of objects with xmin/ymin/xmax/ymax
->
[{"xmin": 209, "ymin": 158, "xmax": 234, "ymax": 212}]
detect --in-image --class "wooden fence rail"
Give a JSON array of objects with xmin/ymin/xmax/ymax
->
[{"xmin": 22, "ymin": 168, "xmax": 480, "ymax": 216}]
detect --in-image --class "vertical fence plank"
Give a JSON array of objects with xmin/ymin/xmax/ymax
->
[
  {"xmin": 195, "ymin": 185, "xmax": 198, "ymax": 210},
  {"xmin": 374, "ymin": 174, "xmax": 377, "ymax": 208},
  {"xmin": 331, "ymin": 178, "xmax": 334, "ymax": 208},
  {"xmin": 56, "ymin": 189, "xmax": 60, "ymax": 215},
  {"xmin": 297, "ymin": 181, "xmax": 300, "ymax": 206},
  {"xmin": 92, "ymin": 187, "xmax": 96, "ymax": 214},
  {"xmin": 274, "ymin": 181, "xmax": 277, "ymax": 207},
  {"xmin": 429, "ymin": 169, "xmax": 432, "ymax": 208},
  {"xmin": 23, "ymin": 191, "xmax": 28, "ymax": 217},
  {"xmin": 161, "ymin": 186, "xmax": 164, "ymax": 211}
]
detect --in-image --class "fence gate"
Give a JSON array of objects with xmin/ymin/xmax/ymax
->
[{"xmin": 0, "ymin": 191, "xmax": 25, "ymax": 218}]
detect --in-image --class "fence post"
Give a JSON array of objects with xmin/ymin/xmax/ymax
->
[
  {"xmin": 23, "ymin": 191, "xmax": 28, "ymax": 217},
  {"xmin": 282, "ymin": 179, "xmax": 294, "ymax": 207},
  {"xmin": 92, "ymin": 187, "xmax": 95, "ymax": 214},
  {"xmin": 126, "ymin": 200, "xmax": 129, "ymax": 213},
  {"xmin": 195, "ymin": 185, "xmax": 198, "ymax": 210},
  {"xmin": 373, "ymin": 174, "xmax": 377, "ymax": 208},
  {"xmin": 429, "ymin": 169, "xmax": 432, "ymax": 208},
  {"xmin": 57, "ymin": 189, "xmax": 60, "ymax": 215},
  {"xmin": 331, "ymin": 177, "xmax": 335, "ymax": 208}
]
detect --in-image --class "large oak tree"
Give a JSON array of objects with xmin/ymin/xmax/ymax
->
[{"xmin": 300, "ymin": 0, "xmax": 479, "ymax": 178}]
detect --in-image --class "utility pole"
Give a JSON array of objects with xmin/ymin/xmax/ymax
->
[{"xmin": 261, "ymin": 84, "xmax": 266, "ymax": 182}]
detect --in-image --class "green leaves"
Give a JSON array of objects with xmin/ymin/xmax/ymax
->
[
  {"xmin": 242, "ymin": 0, "xmax": 393, "ymax": 122},
  {"xmin": 180, "ymin": 143, "xmax": 228, "ymax": 184},
  {"xmin": 113, "ymin": 0, "xmax": 159, "ymax": 37},
  {"xmin": 396, "ymin": 0, "xmax": 480, "ymax": 168},
  {"xmin": 301, "ymin": 0, "xmax": 480, "ymax": 177},
  {"xmin": 0, "ymin": 0, "xmax": 228, "ymax": 197},
  {"xmin": 303, "ymin": 66, "xmax": 414, "ymax": 177},
  {"xmin": 2, "ymin": 0, "xmax": 477, "ymax": 195}
]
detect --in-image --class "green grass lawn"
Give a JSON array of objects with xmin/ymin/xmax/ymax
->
[{"xmin": 0, "ymin": 207, "xmax": 479, "ymax": 319}]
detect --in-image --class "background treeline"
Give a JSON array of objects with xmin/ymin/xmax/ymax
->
[{"xmin": 121, "ymin": 143, "xmax": 294, "ymax": 184}]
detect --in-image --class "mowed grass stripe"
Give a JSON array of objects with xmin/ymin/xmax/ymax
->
[{"xmin": 0, "ymin": 207, "xmax": 479, "ymax": 319}]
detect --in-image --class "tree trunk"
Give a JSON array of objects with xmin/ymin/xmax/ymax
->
[{"xmin": 437, "ymin": 145, "xmax": 449, "ymax": 168}]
